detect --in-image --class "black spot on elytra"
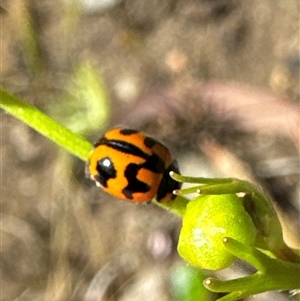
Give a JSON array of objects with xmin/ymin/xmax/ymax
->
[
  {"xmin": 96, "ymin": 157, "xmax": 117, "ymax": 188},
  {"xmin": 144, "ymin": 137, "xmax": 156, "ymax": 148},
  {"xmin": 120, "ymin": 129, "xmax": 139, "ymax": 135},
  {"xmin": 95, "ymin": 137, "xmax": 150, "ymax": 160},
  {"xmin": 122, "ymin": 153, "xmax": 166, "ymax": 199},
  {"xmin": 110, "ymin": 140, "xmax": 150, "ymax": 159},
  {"xmin": 142, "ymin": 153, "xmax": 166, "ymax": 173},
  {"xmin": 122, "ymin": 163, "xmax": 151, "ymax": 199}
]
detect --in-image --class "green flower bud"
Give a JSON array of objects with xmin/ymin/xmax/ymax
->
[{"xmin": 178, "ymin": 194, "xmax": 257, "ymax": 270}]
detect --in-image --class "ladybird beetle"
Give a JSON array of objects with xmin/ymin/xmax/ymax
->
[{"xmin": 87, "ymin": 128, "xmax": 181, "ymax": 202}]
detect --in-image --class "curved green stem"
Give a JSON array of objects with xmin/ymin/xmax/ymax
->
[
  {"xmin": 0, "ymin": 88, "xmax": 92, "ymax": 161},
  {"xmin": 204, "ymin": 238, "xmax": 300, "ymax": 301}
]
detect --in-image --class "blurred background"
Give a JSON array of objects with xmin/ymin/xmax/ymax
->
[{"xmin": 1, "ymin": 0, "xmax": 299, "ymax": 300}]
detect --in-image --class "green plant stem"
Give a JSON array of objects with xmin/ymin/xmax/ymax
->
[
  {"xmin": 204, "ymin": 238, "xmax": 300, "ymax": 301},
  {"xmin": 0, "ymin": 88, "xmax": 92, "ymax": 161},
  {"xmin": 154, "ymin": 195, "xmax": 190, "ymax": 217}
]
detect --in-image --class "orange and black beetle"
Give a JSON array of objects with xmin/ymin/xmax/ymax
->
[{"xmin": 87, "ymin": 128, "xmax": 181, "ymax": 202}]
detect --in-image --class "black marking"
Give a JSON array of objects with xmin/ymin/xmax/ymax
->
[
  {"xmin": 122, "ymin": 153, "xmax": 166, "ymax": 199},
  {"xmin": 122, "ymin": 163, "xmax": 151, "ymax": 199},
  {"xmin": 120, "ymin": 129, "xmax": 139, "ymax": 135},
  {"xmin": 99, "ymin": 139, "xmax": 151, "ymax": 160},
  {"xmin": 144, "ymin": 136, "xmax": 157, "ymax": 148},
  {"xmin": 95, "ymin": 157, "xmax": 117, "ymax": 188},
  {"xmin": 141, "ymin": 153, "xmax": 166, "ymax": 173},
  {"xmin": 156, "ymin": 160, "xmax": 182, "ymax": 202}
]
